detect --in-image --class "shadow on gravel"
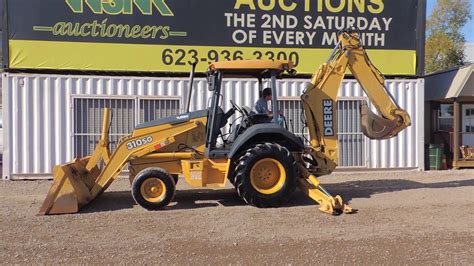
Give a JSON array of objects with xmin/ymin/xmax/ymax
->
[
  {"xmin": 80, "ymin": 178, "xmax": 474, "ymax": 213},
  {"xmin": 81, "ymin": 191, "xmax": 135, "ymax": 213},
  {"xmin": 169, "ymin": 189, "xmax": 244, "ymax": 209},
  {"xmin": 80, "ymin": 189, "xmax": 247, "ymax": 213},
  {"xmin": 80, "ymin": 188, "xmax": 314, "ymax": 213},
  {"xmin": 170, "ymin": 188, "xmax": 320, "ymax": 209},
  {"xmin": 324, "ymin": 178, "xmax": 474, "ymax": 203}
]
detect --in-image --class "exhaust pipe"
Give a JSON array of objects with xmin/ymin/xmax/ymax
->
[{"xmin": 185, "ymin": 63, "xmax": 197, "ymax": 113}]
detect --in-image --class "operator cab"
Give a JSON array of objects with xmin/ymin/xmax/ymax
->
[{"xmin": 204, "ymin": 59, "xmax": 296, "ymax": 158}]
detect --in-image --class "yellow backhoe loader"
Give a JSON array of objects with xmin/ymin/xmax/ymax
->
[{"xmin": 39, "ymin": 30, "xmax": 411, "ymax": 216}]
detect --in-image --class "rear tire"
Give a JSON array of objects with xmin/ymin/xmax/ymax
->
[
  {"xmin": 233, "ymin": 143, "xmax": 298, "ymax": 208},
  {"xmin": 131, "ymin": 167, "xmax": 176, "ymax": 210}
]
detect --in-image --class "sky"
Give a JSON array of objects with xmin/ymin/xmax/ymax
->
[{"xmin": 427, "ymin": 0, "xmax": 474, "ymax": 43}]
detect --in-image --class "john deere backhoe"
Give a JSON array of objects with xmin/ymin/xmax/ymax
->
[{"xmin": 39, "ymin": 30, "xmax": 411, "ymax": 215}]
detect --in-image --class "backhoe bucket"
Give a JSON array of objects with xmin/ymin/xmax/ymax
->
[
  {"xmin": 38, "ymin": 108, "xmax": 111, "ymax": 215},
  {"xmin": 38, "ymin": 157, "xmax": 101, "ymax": 215},
  {"xmin": 360, "ymin": 102, "xmax": 400, "ymax": 140}
]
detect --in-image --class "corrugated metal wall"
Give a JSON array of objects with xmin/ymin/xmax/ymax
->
[
  {"xmin": 2, "ymin": 73, "xmax": 424, "ymax": 179},
  {"xmin": 337, "ymin": 100, "xmax": 366, "ymax": 167}
]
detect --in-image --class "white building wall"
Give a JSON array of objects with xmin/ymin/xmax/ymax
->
[
  {"xmin": 465, "ymin": 43, "xmax": 474, "ymax": 64},
  {"xmin": 2, "ymin": 73, "xmax": 424, "ymax": 179}
]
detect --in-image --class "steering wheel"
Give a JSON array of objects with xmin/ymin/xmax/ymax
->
[
  {"xmin": 229, "ymin": 100, "xmax": 245, "ymax": 116},
  {"xmin": 241, "ymin": 106, "xmax": 251, "ymax": 117}
]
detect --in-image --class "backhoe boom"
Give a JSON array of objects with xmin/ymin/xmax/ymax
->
[{"xmin": 301, "ymin": 31, "xmax": 412, "ymax": 176}]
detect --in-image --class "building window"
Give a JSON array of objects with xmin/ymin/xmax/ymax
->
[
  {"xmin": 277, "ymin": 99, "xmax": 306, "ymax": 140},
  {"xmin": 437, "ymin": 104, "xmax": 454, "ymax": 132},
  {"xmin": 464, "ymin": 107, "xmax": 474, "ymax": 132},
  {"xmin": 72, "ymin": 97, "xmax": 180, "ymax": 158},
  {"xmin": 277, "ymin": 98, "xmax": 366, "ymax": 167},
  {"xmin": 139, "ymin": 99, "xmax": 180, "ymax": 123}
]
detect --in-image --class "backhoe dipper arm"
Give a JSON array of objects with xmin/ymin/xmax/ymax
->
[{"xmin": 301, "ymin": 31, "xmax": 411, "ymax": 175}]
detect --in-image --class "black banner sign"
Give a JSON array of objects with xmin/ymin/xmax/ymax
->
[{"xmin": 4, "ymin": 0, "xmax": 425, "ymax": 75}]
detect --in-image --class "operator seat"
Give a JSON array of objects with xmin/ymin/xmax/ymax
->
[{"xmin": 208, "ymin": 107, "xmax": 234, "ymax": 147}]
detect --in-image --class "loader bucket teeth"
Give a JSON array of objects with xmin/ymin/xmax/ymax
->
[
  {"xmin": 38, "ymin": 157, "xmax": 100, "ymax": 215},
  {"xmin": 39, "ymin": 178, "xmax": 80, "ymax": 215}
]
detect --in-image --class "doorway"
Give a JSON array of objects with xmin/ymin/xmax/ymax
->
[{"xmin": 462, "ymin": 104, "xmax": 474, "ymax": 146}]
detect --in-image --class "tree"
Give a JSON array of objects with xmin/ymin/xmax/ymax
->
[{"xmin": 425, "ymin": 0, "xmax": 472, "ymax": 73}]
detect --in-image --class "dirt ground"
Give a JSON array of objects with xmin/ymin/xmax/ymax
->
[{"xmin": 1, "ymin": 170, "xmax": 473, "ymax": 264}]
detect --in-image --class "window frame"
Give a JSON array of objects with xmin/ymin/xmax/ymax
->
[{"xmin": 437, "ymin": 104, "xmax": 454, "ymax": 132}]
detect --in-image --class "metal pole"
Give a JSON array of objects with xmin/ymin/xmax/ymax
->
[
  {"xmin": 185, "ymin": 63, "xmax": 197, "ymax": 113},
  {"xmin": 453, "ymin": 100, "xmax": 460, "ymax": 166},
  {"xmin": 270, "ymin": 73, "xmax": 279, "ymax": 124}
]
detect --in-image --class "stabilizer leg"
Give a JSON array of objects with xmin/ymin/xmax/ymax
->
[{"xmin": 298, "ymin": 174, "xmax": 357, "ymax": 215}]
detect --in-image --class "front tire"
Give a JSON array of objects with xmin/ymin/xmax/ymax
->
[
  {"xmin": 171, "ymin": 174, "xmax": 179, "ymax": 185},
  {"xmin": 233, "ymin": 143, "xmax": 298, "ymax": 208},
  {"xmin": 131, "ymin": 167, "xmax": 176, "ymax": 210}
]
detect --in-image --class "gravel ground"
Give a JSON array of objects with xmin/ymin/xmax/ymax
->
[{"xmin": 1, "ymin": 170, "xmax": 473, "ymax": 264}]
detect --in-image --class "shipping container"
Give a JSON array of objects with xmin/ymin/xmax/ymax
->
[{"xmin": 2, "ymin": 73, "xmax": 424, "ymax": 180}]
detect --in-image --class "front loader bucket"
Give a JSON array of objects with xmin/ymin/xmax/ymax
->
[
  {"xmin": 38, "ymin": 108, "xmax": 112, "ymax": 215},
  {"xmin": 38, "ymin": 157, "xmax": 102, "ymax": 215}
]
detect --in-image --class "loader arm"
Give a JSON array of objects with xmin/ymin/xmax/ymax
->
[
  {"xmin": 301, "ymin": 31, "xmax": 411, "ymax": 176},
  {"xmin": 38, "ymin": 108, "xmax": 204, "ymax": 215}
]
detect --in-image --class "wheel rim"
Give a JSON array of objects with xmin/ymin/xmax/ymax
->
[
  {"xmin": 140, "ymin": 178, "xmax": 167, "ymax": 203},
  {"xmin": 250, "ymin": 158, "xmax": 286, "ymax": 195}
]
